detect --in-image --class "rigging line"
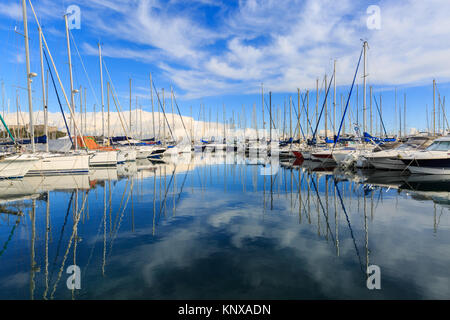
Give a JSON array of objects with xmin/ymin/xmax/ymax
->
[
  {"xmin": 299, "ymin": 91, "xmax": 314, "ymax": 135},
  {"xmin": 151, "ymin": 79, "xmax": 175, "ymax": 141},
  {"xmin": 83, "ymin": 208, "xmax": 106, "ymax": 274},
  {"xmin": 0, "ymin": 217, "xmax": 21, "ymax": 259},
  {"xmin": 333, "ymin": 46, "xmax": 364, "ymax": 150},
  {"xmin": 175, "ymin": 162, "xmax": 191, "ymax": 206},
  {"xmin": 172, "ymin": 89, "xmax": 192, "ymax": 142},
  {"xmin": 291, "ymin": 170, "xmax": 310, "ymax": 217},
  {"xmin": 102, "ymin": 59, "xmax": 131, "ymax": 133},
  {"xmin": 157, "ymin": 168, "xmax": 176, "ymax": 222},
  {"xmin": 312, "ymin": 72, "xmax": 335, "ymax": 143},
  {"xmin": 333, "ymin": 179, "xmax": 365, "ymax": 274},
  {"xmin": 309, "ymin": 174, "xmax": 336, "ymax": 244},
  {"xmin": 372, "ymin": 94, "xmax": 388, "ymax": 136},
  {"xmin": 49, "ymin": 191, "xmax": 74, "ymax": 282},
  {"xmin": 263, "ymin": 94, "xmax": 277, "ymax": 130},
  {"xmin": 439, "ymin": 96, "xmax": 449, "ymax": 131},
  {"xmin": 50, "ymin": 190, "xmax": 88, "ymax": 299},
  {"xmin": 110, "ymin": 179, "xmax": 130, "ymax": 236},
  {"xmin": 69, "ymin": 30, "xmax": 100, "ymax": 108},
  {"xmin": 43, "ymin": 49, "xmax": 72, "ymax": 144},
  {"xmin": 107, "ymin": 179, "xmax": 134, "ymax": 261},
  {"xmin": 109, "ymin": 84, "xmax": 134, "ymax": 145},
  {"xmin": 290, "ymin": 95, "xmax": 306, "ymax": 140}
]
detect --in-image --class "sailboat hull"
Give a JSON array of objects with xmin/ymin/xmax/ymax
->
[
  {"xmin": 89, "ymin": 151, "xmax": 118, "ymax": 167},
  {"xmin": 26, "ymin": 154, "xmax": 90, "ymax": 176},
  {"xmin": 0, "ymin": 154, "xmax": 38, "ymax": 179},
  {"xmin": 368, "ymin": 157, "xmax": 406, "ymax": 170},
  {"xmin": 117, "ymin": 149, "xmax": 137, "ymax": 163}
]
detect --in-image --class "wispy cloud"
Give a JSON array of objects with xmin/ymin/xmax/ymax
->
[
  {"xmin": 0, "ymin": 2, "xmax": 22, "ymax": 20},
  {"xmin": 2, "ymin": 0, "xmax": 450, "ymax": 100}
]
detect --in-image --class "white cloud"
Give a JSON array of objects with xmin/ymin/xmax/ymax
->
[
  {"xmin": 4, "ymin": 0, "xmax": 450, "ymax": 99},
  {"xmin": 0, "ymin": 2, "xmax": 22, "ymax": 20}
]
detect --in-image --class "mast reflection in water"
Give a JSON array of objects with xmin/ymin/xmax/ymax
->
[{"xmin": 0, "ymin": 152, "xmax": 449, "ymax": 299}]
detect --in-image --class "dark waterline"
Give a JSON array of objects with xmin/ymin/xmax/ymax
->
[{"xmin": 0, "ymin": 154, "xmax": 449, "ymax": 299}]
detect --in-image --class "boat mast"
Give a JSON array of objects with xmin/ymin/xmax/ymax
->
[
  {"xmin": 150, "ymin": 73, "xmax": 155, "ymax": 139},
  {"xmin": 297, "ymin": 88, "xmax": 301, "ymax": 141},
  {"xmin": 433, "ymin": 79, "xmax": 436, "ymax": 135},
  {"xmin": 370, "ymin": 86, "xmax": 373, "ymax": 135},
  {"xmin": 140, "ymin": 103, "xmax": 143, "ymax": 140},
  {"xmin": 16, "ymin": 91, "xmax": 20, "ymax": 139},
  {"xmin": 261, "ymin": 83, "xmax": 264, "ymax": 141},
  {"xmin": 129, "ymin": 78, "xmax": 132, "ymax": 135},
  {"xmin": 22, "ymin": 0, "xmax": 35, "ymax": 152},
  {"xmin": 324, "ymin": 74, "xmax": 328, "ymax": 139},
  {"xmin": 162, "ymin": 88, "xmax": 166, "ymax": 146},
  {"xmin": 107, "ymin": 82, "xmax": 110, "ymax": 140},
  {"xmin": 79, "ymin": 85, "xmax": 82, "ymax": 139},
  {"xmin": 65, "ymin": 14, "xmax": 77, "ymax": 150},
  {"xmin": 289, "ymin": 96, "xmax": 292, "ymax": 139},
  {"xmin": 316, "ymin": 78, "xmax": 319, "ymax": 135},
  {"xmin": 223, "ymin": 103, "xmax": 226, "ymax": 143},
  {"xmin": 171, "ymin": 86, "xmax": 175, "ymax": 140},
  {"xmin": 269, "ymin": 91, "xmax": 272, "ymax": 144},
  {"xmin": 98, "ymin": 43, "xmax": 104, "ymax": 138},
  {"xmin": 333, "ymin": 60, "xmax": 336, "ymax": 138},
  {"xmin": 306, "ymin": 90, "xmax": 309, "ymax": 139},
  {"xmin": 363, "ymin": 41, "xmax": 367, "ymax": 135},
  {"xmin": 38, "ymin": 27, "xmax": 48, "ymax": 152},
  {"xmin": 404, "ymin": 93, "xmax": 407, "ymax": 136},
  {"xmin": 379, "ymin": 95, "xmax": 383, "ymax": 137},
  {"xmin": 93, "ymin": 103, "xmax": 96, "ymax": 136}
]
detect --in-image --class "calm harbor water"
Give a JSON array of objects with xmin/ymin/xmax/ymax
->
[{"xmin": 0, "ymin": 153, "xmax": 449, "ymax": 299}]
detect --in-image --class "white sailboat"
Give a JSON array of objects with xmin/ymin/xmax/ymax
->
[
  {"xmin": 88, "ymin": 150, "xmax": 118, "ymax": 167},
  {"xmin": 0, "ymin": 153, "xmax": 39, "ymax": 179},
  {"xmin": 26, "ymin": 152, "xmax": 90, "ymax": 176}
]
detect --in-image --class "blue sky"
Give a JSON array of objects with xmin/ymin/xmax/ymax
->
[{"xmin": 1, "ymin": 0, "xmax": 450, "ymax": 136}]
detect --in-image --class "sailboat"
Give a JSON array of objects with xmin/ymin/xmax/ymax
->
[
  {"xmin": 0, "ymin": 152, "xmax": 39, "ymax": 179},
  {"xmin": 22, "ymin": 3, "xmax": 91, "ymax": 175}
]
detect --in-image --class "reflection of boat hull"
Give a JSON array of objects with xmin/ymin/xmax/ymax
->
[
  {"xmin": 117, "ymin": 163, "xmax": 138, "ymax": 177},
  {"xmin": 165, "ymin": 145, "xmax": 191, "ymax": 155},
  {"xmin": 362, "ymin": 169, "xmax": 408, "ymax": 188},
  {"xmin": 302, "ymin": 159, "xmax": 334, "ymax": 171},
  {"xmin": 148, "ymin": 148, "xmax": 166, "ymax": 159},
  {"xmin": 23, "ymin": 174, "xmax": 90, "ymax": 191},
  {"xmin": 292, "ymin": 151, "xmax": 303, "ymax": 160},
  {"xmin": 0, "ymin": 179, "xmax": 40, "ymax": 203},
  {"xmin": 89, "ymin": 167, "xmax": 118, "ymax": 181},
  {"xmin": 399, "ymin": 175, "xmax": 450, "ymax": 193},
  {"xmin": 311, "ymin": 152, "xmax": 336, "ymax": 165}
]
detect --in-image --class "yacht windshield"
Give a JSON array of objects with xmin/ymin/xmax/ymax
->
[{"xmin": 426, "ymin": 141, "xmax": 450, "ymax": 151}]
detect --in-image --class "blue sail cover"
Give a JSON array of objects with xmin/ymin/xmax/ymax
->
[
  {"xmin": 109, "ymin": 136, "xmax": 133, "ymax": 143},
  {"xmin": 0, "ymin": 135, "xmax": 47, "ymax": 146},
  {"xmin": 363, "ymin": 132, "xmax": 396, "ymax": 143}
]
